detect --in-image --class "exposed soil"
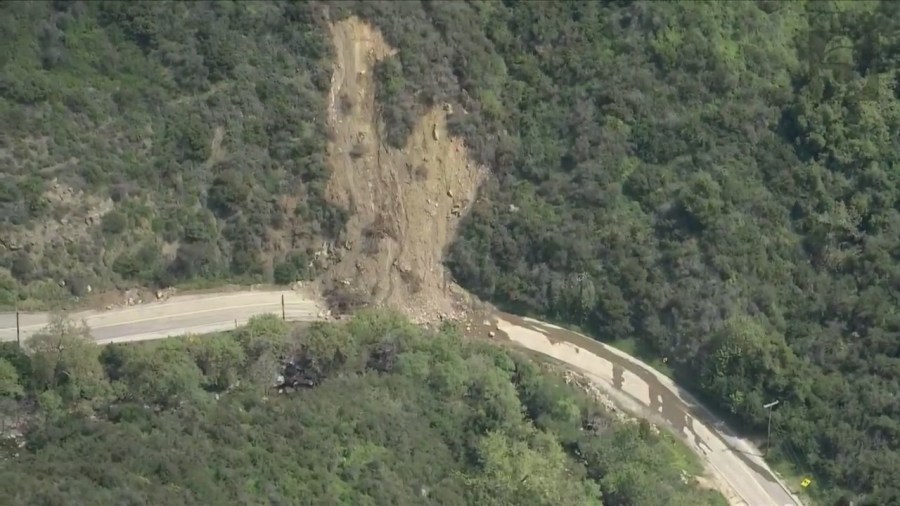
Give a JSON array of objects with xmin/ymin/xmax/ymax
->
[
  {"xmin": 0, "ymin": 179, "xmax": 113, "ymax": 257},
  {"xmin": 319, "ymin": 16, "xmax": 487, "ymax": 324}
]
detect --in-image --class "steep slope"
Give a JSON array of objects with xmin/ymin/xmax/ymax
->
[
  {"xmin": 319, "ymin": 17, "xmax": 486, "ymax": 323},
  {"xmin": 346, "ymin": 3, "xmax": 900, "ymax": 503},
  {"xmin": 0, "ymin": 2, "xmax": 338, "ymax": 309}
]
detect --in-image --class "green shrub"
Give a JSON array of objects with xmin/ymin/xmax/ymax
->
[
  {"xmin": 273, "ymin": 261, "xmax": 297, "ymax": 285},
  {"xmin": 101, "ymin": 210, "xmax": 128, "ymax": 235},
  {"xmin": 10, "ymin": 254, "xmax": 35, "ymax": 283}
]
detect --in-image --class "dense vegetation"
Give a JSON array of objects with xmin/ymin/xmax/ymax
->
[
  {"xmin": 3, "ymin": 1, "xmax": 899, "ymax": 504},
  {"xmin": 0, "ymin": 312, "xmax": 724, "ymax": 506},
  {"xmin": 346, "ymin": 1, "xmax": 900, "ymax": 504},
  {"xmin": 0, "ymin": 1, "xmax": 342, "ymax": 308}
]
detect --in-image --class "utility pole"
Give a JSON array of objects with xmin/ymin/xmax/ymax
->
[
  {"xmin": 14, "ymin": 287, "xmax": 21, "ymax": 348},
  {"xmin": 763, "ymin": 400, "xmax": 780, "ymax": 457},
  {"xmin": 281, "ymin": 294, "xmax": 286, "ymax": 321},
  {"xmin": 15, "ymin": 307, "xmax": 21, "ymax": 348}
]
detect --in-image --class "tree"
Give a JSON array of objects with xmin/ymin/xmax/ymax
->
[
  {"xmin": 118, "ymin": 340, "xmax": 203, "ymax": 407},
  {"xmin": 286, "ymin": 323, "xmax": 358, "ymax": 386},
  {"xmin": 273, "ymin": 261, "xmax": 298, "ymax": 285},
  {"xmin": 26, "ymin": 314, "xmax": 107, "ymax": 403},
  {"xmin": 0, "ymin": 358, "xmax": 24, "ymax": 399},
  {"xmin": 189, "ymin": 333, "xmax": 246, "ymax": 390},
  {"xmin": 0, "ymin": 343, "xmax": 31, "ymax": 385},
  {"xmin": 235, "ymin": 314, "xmax": 290, "ymax": 361},
  {"xmin": 207, "ymin": 169, "xmax": 252, "ymax": 218},
  {"xmin": 464, "ymin": 355, "xmax": 525, "ymax": 434},
  {"xmin": 698, "ymin": 316, "xmax": 801, "ymax": 424},
  {"xmin": 101, "ymin": 210, "xmax": 128, "ymax": 235},
  {"xmin": 10, "ymin": 253, "xmax": 35, "ymax": 283},
  {"xmin": 465, "ymin": 429, "xmax": 603, "ymax": 506},
  {"xmin": 169, "ymin": 241, "xmax": 223, "ymax": 280}
]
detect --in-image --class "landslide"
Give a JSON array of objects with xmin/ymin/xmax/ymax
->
[{"xmin": 319, "ymin": 17, "xmax": 487, "ymax": 323}]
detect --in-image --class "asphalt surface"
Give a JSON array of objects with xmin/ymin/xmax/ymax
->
[
  {"xmin": 0, "ymin": 290, "xmax": 800, "ymax": 505},
  {"xmin": 0, "ymin": 291, "xmax": 324, "ymax": 345}
]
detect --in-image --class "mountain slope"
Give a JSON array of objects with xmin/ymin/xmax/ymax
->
[
  {"xmin": 346, "ymin": 2, "xmax": 900, "ymax": 504},
  {"xmin": 2, "ymin": 2, "xmax": 900, "ymax": 503},
  {"xmin": 0, "ymin": 2, "xmax": 339, "ymax": 307}
]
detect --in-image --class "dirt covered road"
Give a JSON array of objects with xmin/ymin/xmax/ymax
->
[{"xmin": 484, "ymin": 312, "xmax": 802, "ymax": 506}]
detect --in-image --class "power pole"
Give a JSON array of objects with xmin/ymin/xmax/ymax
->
[
  {"xmin": 15, "ymin": 307, "xmax": 21, "ymax": 348},
  {"xmin": 281, "ymin": 294, "xmax": 286, "ymax": 321},
  {"xmin": 14, "ymin": 287, "xmax": 21, "ymax": 348},
  {"xmin": 763, "ymin": 400, "xmax": 780, "ymax": 456}
]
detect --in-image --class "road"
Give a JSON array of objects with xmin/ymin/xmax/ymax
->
[
  {"xmin": 0, "ymin": 291, "xmax": 324, "ymax": 345},
  {"xmin": 0, "ymin": 290, "xmax": 800, "ymax": 506},
  {"xmin": 490, "ymin": 312, "xmax": 802, "ymax": 506}
]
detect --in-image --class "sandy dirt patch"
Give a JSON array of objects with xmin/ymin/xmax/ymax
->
[{"xmin": 318, "ymin": 16, "xmax": 487, "ymax": 324}]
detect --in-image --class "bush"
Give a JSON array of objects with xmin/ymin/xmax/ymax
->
[
  {"xmin": 112, "ymin": 253, "xmax": 139, "ymax": 279},
  {"xmin": 101, "ymin": 210, "xmax": 128, "ymax": 235},
  {"xmin": 10, "ymin": 254, "xmax": 35, "ymax": 283},
  {"xmin": 0, "ymin": 274, "xmax": 17, "ymax": 307},
  {"xmin": 273, "ymin": 251, "xmax": 312, "ymax": 285},
  {"xmin": 273, "ymin": 261, "xmax": 298, "ymax": 285},
  {"xmin": 64, "ymin": 274, "xmax": 92, "ymax": 297}
]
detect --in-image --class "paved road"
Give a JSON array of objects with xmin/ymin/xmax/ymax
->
[
  {"xmin": 0, "ymin": 290, "xmax": 800, "ymax": 506},
  {"xmin": 0, "ymin": 291, "xmax": 324, "ymax": 345},
  {"xmin": 491, "ymin": 313, "xmax": 802, "ymax": 506}
]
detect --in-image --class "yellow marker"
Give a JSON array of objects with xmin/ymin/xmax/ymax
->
[{"xmin": 800, "ymin": 478, "xmax": 812, "ymax": 488}]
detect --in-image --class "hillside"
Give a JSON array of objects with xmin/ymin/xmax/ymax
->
[
  {"xmin": 347, "ymin": 2, "xmax": 899, "ymax": 504},
  {"xmin": 0, "ymin": 2, "xmax": 340, "ymax": 308},
  {"xmin": 0, "ymin": 312, "xmax": 725, "ymax": 506},
  {"xmin": 2, "ymin": 1, "xmax": 900, "ymax": 504}
]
